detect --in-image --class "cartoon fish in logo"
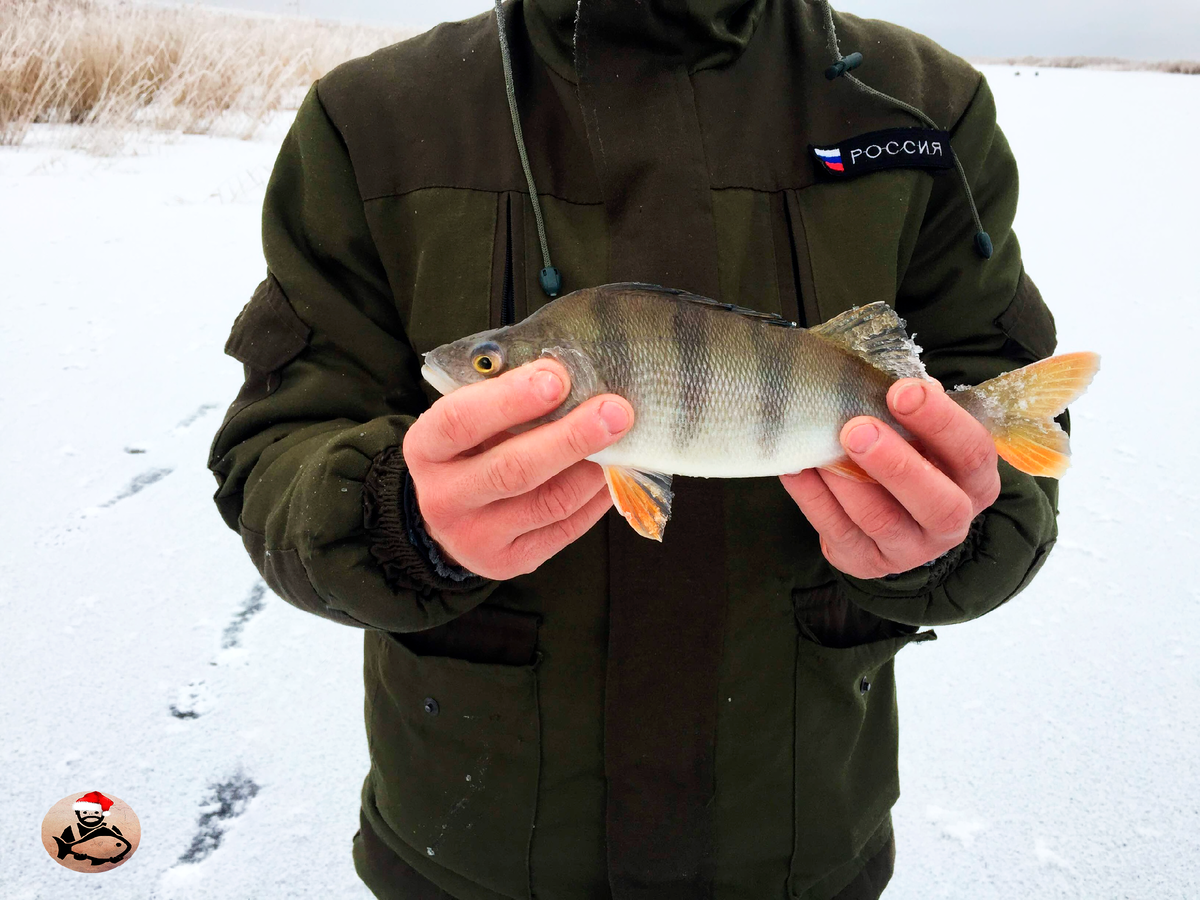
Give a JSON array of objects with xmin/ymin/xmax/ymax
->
[{"xmin": 55, "ymin": 830, "xmax": 131, "ymax": 866}]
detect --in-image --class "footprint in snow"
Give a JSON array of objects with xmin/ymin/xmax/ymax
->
[
  {"xmin": 98, "ymin": 467, "xmax": 174, "ymax": 509},
  {"xmin": 170, "ymin": 680, "xmax": 214, "ymax": 720},
  {"xmin": 169, "ymin": 582, "xmax": 269, "ymax": 719},
  {"xmin": 221, "ymin": 582, "xmax": 267, "ymax": 650},
  {"xmin": 174, "ymin": 403, "xmax": 220, "ymax": 432},
  {"xmin": 175, "ymin": 772, "xmax": 261, "ymax": 865}
]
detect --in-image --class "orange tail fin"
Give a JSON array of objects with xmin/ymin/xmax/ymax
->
[{"xmin": 952, "ymin": 352, "xmax": 1100, "ymax": 478}]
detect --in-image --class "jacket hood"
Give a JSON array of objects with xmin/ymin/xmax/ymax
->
[{"xmin": 524, "ymin": 0, "xmax": 770, "ymax": 82}]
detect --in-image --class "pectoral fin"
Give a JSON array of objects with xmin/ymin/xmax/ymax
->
[{"xmin": 602, "ymin": 466, "xmax": 674, "ymax": 541}]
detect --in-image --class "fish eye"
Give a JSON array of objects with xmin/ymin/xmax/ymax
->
[{"xmin": 471, "ymin": 342, "xmax": 505, "ymax": 376}]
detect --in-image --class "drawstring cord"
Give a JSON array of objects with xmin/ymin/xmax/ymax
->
[
  {"xmin": 819, "ymin": 0, "xmax": 993, "ymax": 259},
  {"xmin": 492, "ymin": 0, "xmax": 990, "ymax": 302},
  {"xmin": 494, "ymin": 0, "xmax": 563, "ymax": 296}
]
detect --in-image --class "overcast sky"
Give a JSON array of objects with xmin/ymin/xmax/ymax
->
[{"xmin": 193, "ymin": 0, "xmax": 1199, "ymax": 60}]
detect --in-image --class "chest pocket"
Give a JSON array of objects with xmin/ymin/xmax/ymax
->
[
  {"xmin": 368, "ymin": 190, "xmax": 609, "ymax": 386},
  {"xmin": 785, "ymin": 171, "xmax": 931, "ymax": 323},
  {"xmin": 365, "ymin": 188, "xmax": 496, "ymax": 386}
]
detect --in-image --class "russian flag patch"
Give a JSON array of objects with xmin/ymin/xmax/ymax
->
[
  {"xmin": 810, "ymin": 128, "xmax": 956, "ymax": 179},
  {"xmin": 813, "ymin": 147, "xmax": 844, "ymax": 172}
]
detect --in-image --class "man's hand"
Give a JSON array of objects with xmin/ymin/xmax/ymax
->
[
  {"xmin": 780, "ymin": 378, "xmax": 1001, "ymax": 580},
  {"xmin": 402, "ymin": 359, "xmax": 633, "ymax": 581}
]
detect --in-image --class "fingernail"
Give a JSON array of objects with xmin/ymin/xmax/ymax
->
[
  {"xmin": 893, "ymin": 382, "xmax": 926, "ymax": 416},
  {"xmin": 845, "ymin": 423, "xmax": 878, "ymax": 454},
  {"xmin": 599, "ymin": 401, "xmax": 630, "ymax": 435},
  {"xmin": 533, "ymin": 370, "xmax": 563, "ymax": 402}
]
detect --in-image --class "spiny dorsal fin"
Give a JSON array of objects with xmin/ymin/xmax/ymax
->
[
  {"xmin": 809, "ymin": 302, "xmax": 930, "ymax": 381},
  {"xmin": 599, "ymin": 282, "xmax": 798, "ymax": 328}
]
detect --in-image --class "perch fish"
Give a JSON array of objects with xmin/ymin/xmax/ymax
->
[{"xmin": 421, "ymin": 283, "xmax": 1099, "ymax": 541}]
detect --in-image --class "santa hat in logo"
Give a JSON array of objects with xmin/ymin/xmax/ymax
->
[{"xmin": 73, "ymin": 791, "xmax": 114, "ymax": 817}]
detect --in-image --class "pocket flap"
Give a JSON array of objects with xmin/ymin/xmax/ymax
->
[
  {"xmin": 794, "ymin": 583, "xmax": 919, "ymax": 649},
  {"xmin": 225, "ymin": 275, "xmax": 311, "ymax": 371},
  {"xmin": 392, "ymin": 604, "xmax": 541, "ymax": 667},
  {"xmin": 996, "ymin": 270, "xmax": 1057, "ymax": 362}
]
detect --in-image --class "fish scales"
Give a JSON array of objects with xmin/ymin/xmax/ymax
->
[
  {"xmin": 479, "ymin": 286, "xmax": 899, "ymax": 477},
  {"xmin": 589, "ymin": 291, "xmax": 877, "ymax": 477}
]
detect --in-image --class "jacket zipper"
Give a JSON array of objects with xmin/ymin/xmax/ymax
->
[{"xmin": 501, "ymin": 196, "xmax": 515, "ymax": 326}]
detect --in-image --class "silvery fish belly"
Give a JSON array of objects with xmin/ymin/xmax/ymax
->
[{"xmin": 422, "ymin": 283, "xmax": 1099, "ymax": 541}]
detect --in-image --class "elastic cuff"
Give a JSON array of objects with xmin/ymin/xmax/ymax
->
[
  {"xmin": 362, "ymin": 446, "xmax": 486, "ymax": 594},
  {"xmin": 401, "ymin": 470, "xmax": 480, "ymax": 583}
]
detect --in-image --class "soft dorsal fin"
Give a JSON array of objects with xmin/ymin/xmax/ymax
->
[
  {"xmin": 598, "ymin": 282, "xmax": 798, "ymax": 328},
  {"xmin": 809, "ymin": 302, "xmax": 931, "ymax": 381}
]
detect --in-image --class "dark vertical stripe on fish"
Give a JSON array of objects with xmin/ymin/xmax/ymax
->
[
  {"xmin": 590, "ymin": 286, "xmax": 634, "ymax": 397},
  {"xmin": 749, "ymin": 319, "xmax": 788, "ymax": 458},
  {"xmin": 673, "ymin": 297, "xmax": 710, "ymax": 450}
]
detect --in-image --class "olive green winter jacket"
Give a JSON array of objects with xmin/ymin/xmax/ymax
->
[{"xmin": 208, "ymin": 2, "xmax": 1062, "ymax": 898}]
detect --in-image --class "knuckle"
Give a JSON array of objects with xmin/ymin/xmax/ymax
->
[
  {"xmin": 858, "ymin": 503, "xmax": 905, "ymax": 542},
  {"xmin": 875, "ymin": 450, "xmax": 911, "ymax": 484},
  {"xmin": 535, "ymin": 477, "xmax": 583, "ymax": 522},
  {"xmin": 436, "ymin": 402, "xmax": 476, "ymax": 450},
  {"xmin": 827, "ymin": 516, "xmax": 859, "ymax": 545},
  {"xmin": 562, "ymin": 418, "xmax": 601, "ymax": 459},
  {"xmin": 930, "ymin": 494, "xmax": 974, "ymax": 538},
  {"xmin": 959, "ymin": 436, "xmax": 997, "ymax": 477},
  {"xmin": 487, "ymin": 451, "xmax": 535, "ymax": 496},
  {"xmin": 547, "ymin": 517, "xmax": 579, "ymax": 548}
]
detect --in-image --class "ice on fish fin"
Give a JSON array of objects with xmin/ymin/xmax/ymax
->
[
  {"xmin": 603, "ymin": 466, "xmax": 674, "ymax": 541},
  {"xmin": 952, "ymin": 351, "xmax": 1101, "ymax": 479},
  {"xmin": 819, "ymin": 456, "xmax": 877, "ymax": 483},
  {"xmin": 809, "ymin": 302, "xmax": 930, "ymax": 381}
]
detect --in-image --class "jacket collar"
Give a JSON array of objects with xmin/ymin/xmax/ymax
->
[{"xmin": 524, "ymin": 0, "xmax": 770, "ymax": 83}]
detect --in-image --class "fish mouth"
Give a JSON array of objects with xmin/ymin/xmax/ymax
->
[{"xmin": 420, "ymin": 360, "xmax": 463, "ymax": 397}]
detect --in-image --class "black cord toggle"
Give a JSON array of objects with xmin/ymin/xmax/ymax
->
[
  {"xmin": 539, "ymin": 266, "xmax": 563, "ymax": 298},
  {"xmin": 824, "ymin": 51, "xmax": 863, "ymax": 80}
]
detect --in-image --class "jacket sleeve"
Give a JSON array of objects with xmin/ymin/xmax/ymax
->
[
  {"xmin": 834, "ymin": 74, "xmax": 1062, "ymax": 627},
  {"xmin": 207, "ymin": 83, "xmax": 498, "ymax": 632}
]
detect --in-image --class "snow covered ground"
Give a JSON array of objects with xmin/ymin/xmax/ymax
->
[{"xmin": 1, "ymin": 65, "xmax": 1197, "ymax": 898}]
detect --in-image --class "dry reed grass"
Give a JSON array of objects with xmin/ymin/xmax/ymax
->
[
  {"xmin": 975, "ymin": 56, "xmax": 1200, "ymax": 74},
  {"xmin": 0, "ymin": 0, "xmax": 412, "ymax": 150}
]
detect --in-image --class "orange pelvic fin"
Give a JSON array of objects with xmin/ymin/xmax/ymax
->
[
  {"xmin": 602, "ymin": 466, "xmax": 674, "ymax": 541},
  {"xmin": 819, "ymin": 456, "xmax": 878, "ymax": 484}
]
